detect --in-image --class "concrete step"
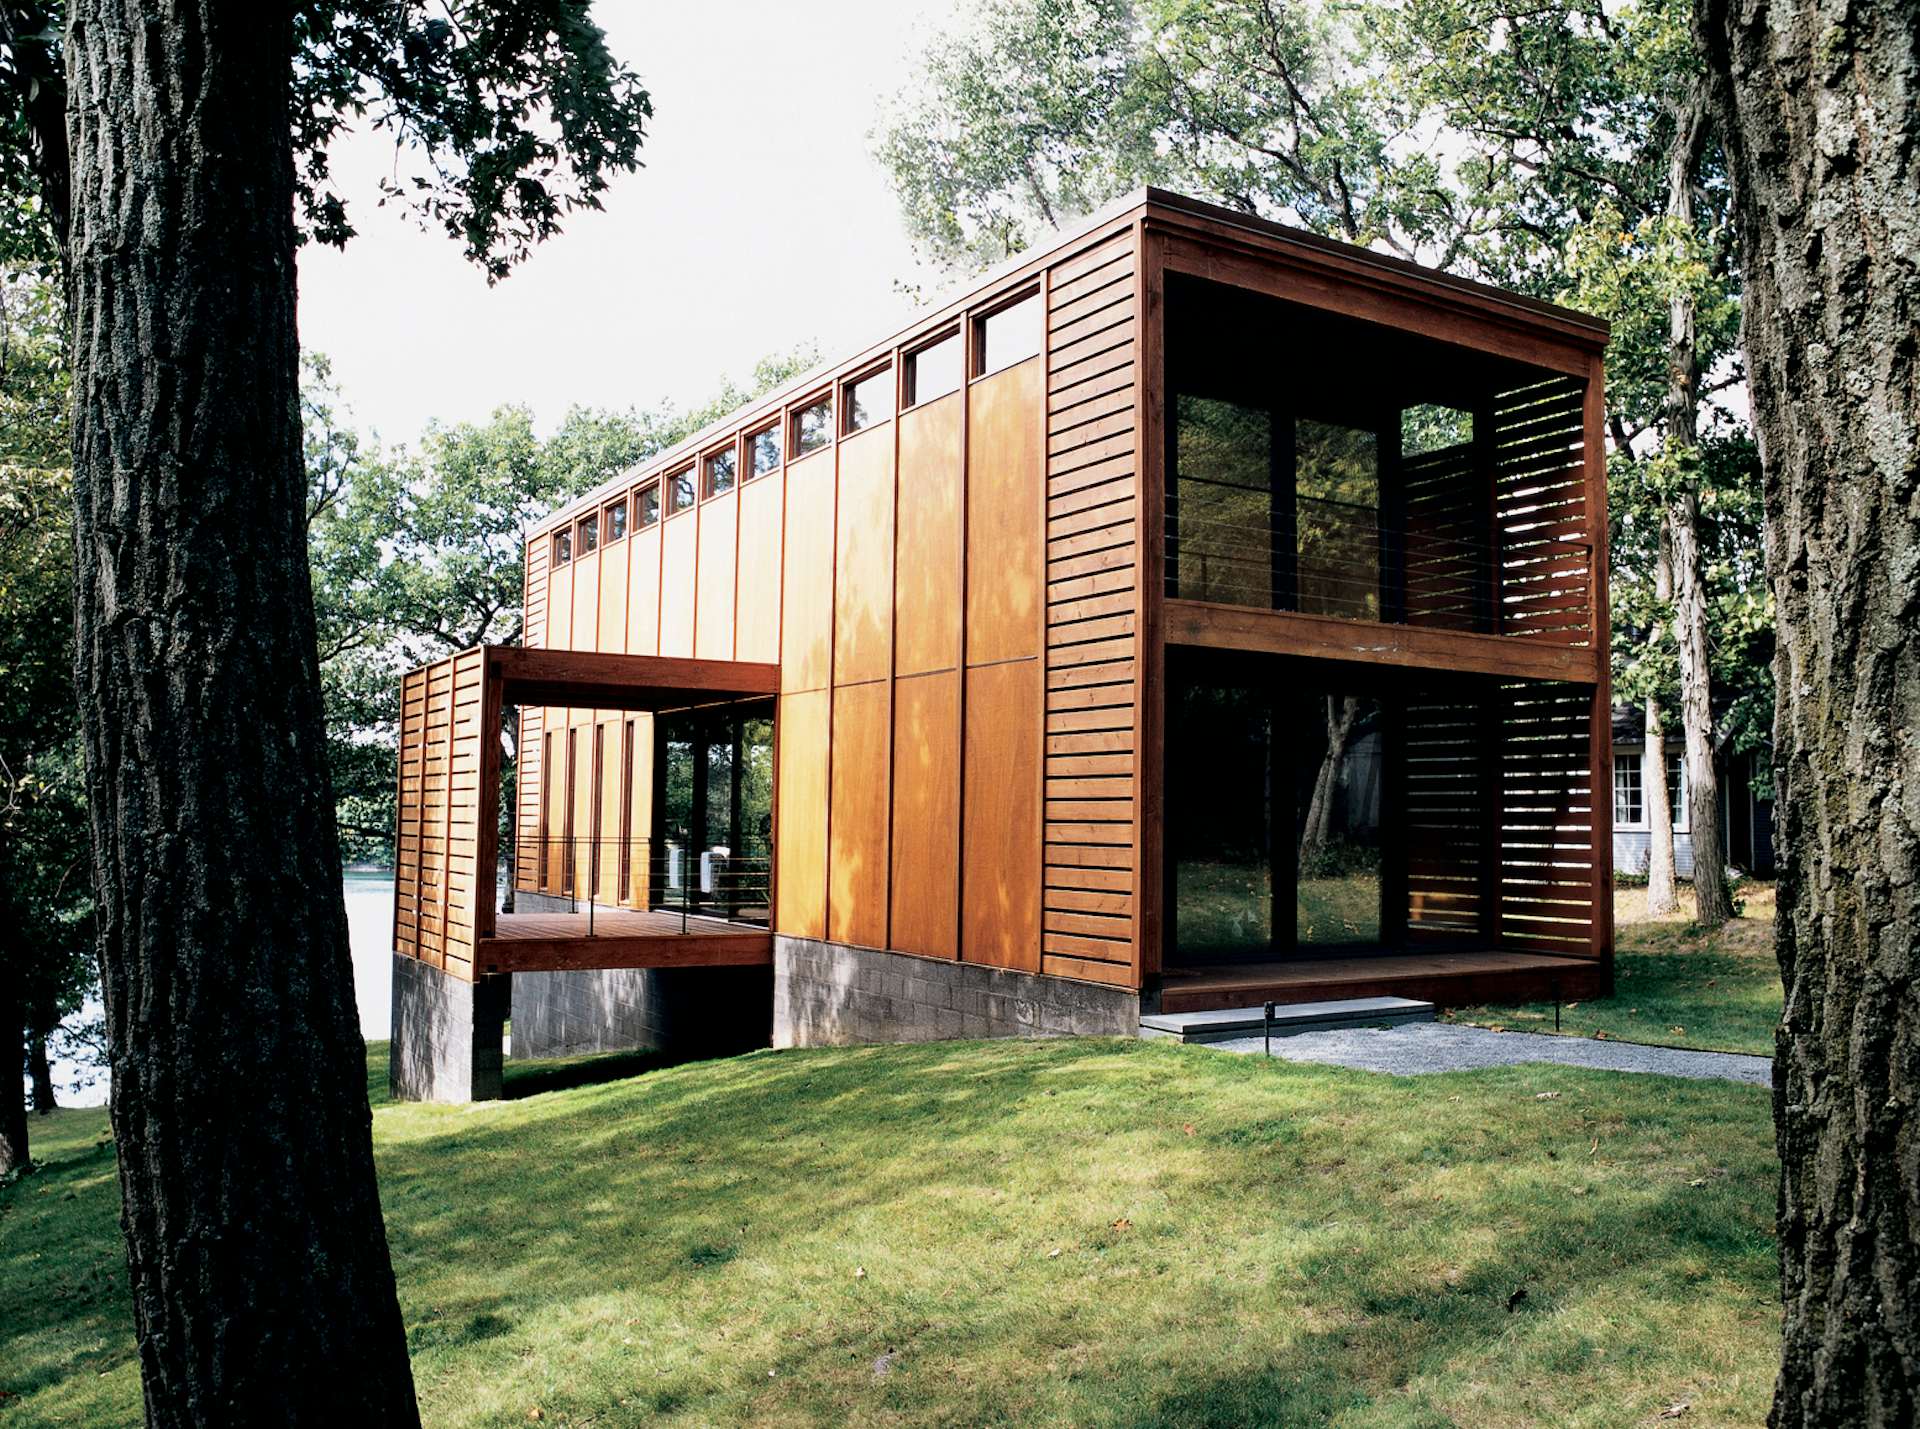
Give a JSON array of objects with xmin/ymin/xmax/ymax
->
[{"xmin": 1139, "ymin": 996, "xmax": 1435, "ymax": 1044}]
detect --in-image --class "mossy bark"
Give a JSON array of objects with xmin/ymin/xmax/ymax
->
[
  {"xmin": 1698, "ymin": 0, "xmax": 1920, "ymax": 1421},
  {"xmin": 65, "ymin": 4, "xmax": 417, "ymax": 1423}
]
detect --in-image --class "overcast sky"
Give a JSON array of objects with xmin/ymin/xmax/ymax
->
[{"xmin": 297, "ymin": 1, "xmax": 956, "ymax": 448}]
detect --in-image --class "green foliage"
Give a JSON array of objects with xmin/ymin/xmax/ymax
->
[
  {"xmin": 2, "ymin": 2, "xmax": 653, "ymax": 281},
  {"xmin": 7, "ymin": 1039, "xmax": 1780, "ymax": 1424},
  {"xmin": 0, "ymin": 269, "xmax": 91, "ymax": 1062}
]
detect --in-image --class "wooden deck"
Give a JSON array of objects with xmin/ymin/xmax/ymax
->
[
  {"xmin": 475, "ymin": 907, "xmax": 773, "ymax": 975},
  {"xmin": 1155, "ymin": 950, "xmax": 1605, "ymax": 1014}
]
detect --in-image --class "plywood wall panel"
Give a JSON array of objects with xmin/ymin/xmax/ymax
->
[
  {"xmin": 775, "ymin": 687, "xmax": 830, "ymax": 939},
  {"xmin": 833, "ymin": 426, "xmax": 895, "ymax": 685},
  {"xmin": 889, "ymin": 669, "xmax": 959, "ymax": 959},
  {"xmin": 597, "ymin": 538, "xmax": 630, "ymax": 655},
  {"xmin": 828, "ymin": 679, "xmax": 891, "ymax": 949},
  {"xmin": 966, "ymin": 359, "xmax": 1044, "ymax": 666},
  {"xmin": 962, "ymin": 657, "xmax": 1041, "ymax": 971},
  {"xmin": 627, "ymin": 526, "xmax": 661, "ymax": 656},
  {"xmin": 695, "ymin": 490, "xmax": 739, "ymax": 660},
  {"xmin": 895, "ymin": 394, "xmax": 963, "ymax": 677},
  {"xmin": 781, "ymin": 450, "xmax": 836, "ymax": 692},
  {"xmin": 547, "ymin": 561, "xmax": 574, "ymax": 651},
  {"xmin": 570, "ymin": 550, "xmax": 601, "ymax": 653},
  {"xmin": 736, "ymin": 472, "xmax": 785, "ymax": 663},
  {"xmin": 659, "ymin": 512, "xmax": 697, "ymax": 658}
]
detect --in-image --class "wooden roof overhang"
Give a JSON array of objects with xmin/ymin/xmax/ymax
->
[{"xmin": 485, "ymin": 645, "xmax": 779, "ymax": 712}]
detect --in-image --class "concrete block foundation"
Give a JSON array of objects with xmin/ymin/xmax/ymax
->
[
  {"xmin": 389, "ymin": 953, "xmax": 509, "ymax": 1102},
  {"xmin": 774, "ymin": 935, "xmax": 1139, "ymax": 1047}
]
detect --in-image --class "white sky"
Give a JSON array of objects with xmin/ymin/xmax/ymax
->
[{"xmin": 297, "ymin": 1, "xmax": 956, "ymax": 448}]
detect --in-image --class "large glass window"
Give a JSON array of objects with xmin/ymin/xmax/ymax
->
[
  {"xmin": 1294, "ymin": 420, "xmax": 1379, "ymax": 621},
  {"xmin": 1172, "ymin": 396, "xmax": 1273, "ymax": 607},
  {"xmin": 652, "ymin": 705, "xmax": 774, "ymax": 923}
]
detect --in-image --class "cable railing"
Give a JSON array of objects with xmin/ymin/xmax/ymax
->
[
  {"xmin": 1163, "ymin": 493, "xmax": 1595, "ymax": 638},
  {"xmin": 521, "ymin": 835, "xmax": 772, "ymax": 934}
]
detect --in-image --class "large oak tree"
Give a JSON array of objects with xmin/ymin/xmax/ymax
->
[
  {"xmin": 1695, "ymin": 0, "xmax": 1919, "ymax": 1422},
  {"xmin": 6, "ymin": 1, "xmax": 650, "ymax": 1420}
]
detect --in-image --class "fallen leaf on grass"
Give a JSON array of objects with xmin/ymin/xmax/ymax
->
[
  {"xmin": 1535, "ymin": 1091, "xmax": 1562, "ymax": 1100},
  {"xmin": 1670, "ymin": 1026, "xmax": 1687, "ymax": 1035},
  {"xmin": 1182, "ymin": 1123, "xmax": 1196, "ymax": 1136},
  {"xmin": 854, "ymin": 1266, "xmax": 866, "ymax": 1280},
  {"xmin": 1658, "ymin": 1402, "xmax": 1691, "ymax": 1419},
  {"xmin": 527, "ymin": 1410, "xmax": 543, "ymax": 1423},
  {"xmin": 1689, "ymin": 1177, "xmax": 1708, "ymax": 1188},
  {"xmin": 1111, "ymin": 1217, "xmax": 1132, "ymax": 1231},
  {"xmin": 1594, "ymin": 1030, "xmax": 1613, "ymax": 1040},
  {"xmin": 1047, "ymin": 1247, "xmax": 1063, "ymax": 1259}
]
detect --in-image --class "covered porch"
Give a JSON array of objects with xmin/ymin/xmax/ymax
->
[{"xmin": 392, "ymin": 644, "xmax": 780, "ymax": 984}]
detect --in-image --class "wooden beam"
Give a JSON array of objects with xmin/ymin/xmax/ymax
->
[
  {"xmin": 485, "ymin": 644, "xmax": 779, "ymax": 710},
  {"xmin": 1164, "ymin": 599, "xmax": 1602, "ymax": 684},
  {"xmin": 474, "ymin": 930, "xmax": 773, "ymax": 974}
]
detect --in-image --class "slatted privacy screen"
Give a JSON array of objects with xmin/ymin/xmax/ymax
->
[
  {"xmin": 1496, "ymin": 682, "xmax": 1597, "ymax": 956},
  {"xmin": 1402, "ymin": 440, "xmax": 1488, "ymax": 632},
  {"xmin": 393, "ymin": 648, "xmax": 488, "ymax": 979},
  {"xmin": 1491, "ymin": 376, "xmax": 1592, "ymax": 645},
  {"xmin": 1042, "ymin": 232, "xmax": 1141, "ymax": 986},
  {"xmin": 1402, "ymin": 696, "xmax": 1494, "ymax": 944}
]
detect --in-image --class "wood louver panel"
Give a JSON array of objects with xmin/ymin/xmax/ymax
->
[
  {"xmin": 1492, "ymin": 377, "xmax": 1592, "ymax": 645},
  {"xmin": 1042, "ymin": 232, "xmax": 1140, "ymax": 985},
  {"xmin": 1497, "ymin": 682, "xmax": 1596, "ymax": 957},
  {"xmin": 1402, "ymin": 440, "xmax": 1487, "ymax": 631},
  {"xmin": 1401, "ymin": 696, "xmax": 1492, "ymax": 944},
  {"xmin": 392, "ymin": 648, "xmax": 487, "ymax": 980}
]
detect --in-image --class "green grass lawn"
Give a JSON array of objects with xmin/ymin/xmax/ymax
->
[
  {"xmin": 5, "ymin": 1037, "xmax": 1777, "ymax": 1426},
  {"xmin": 1447, "ymin": 884, "xmax": 1784, "ymax": 1057}
]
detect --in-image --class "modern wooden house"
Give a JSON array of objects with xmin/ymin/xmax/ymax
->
[{"xmin": 388, "ymin": 189, "xmax": 1612, "ymax": 1100}]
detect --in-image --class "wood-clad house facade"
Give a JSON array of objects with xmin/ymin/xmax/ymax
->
[{"xmin": 391, "ymin": 189, "xmax": 1613, "ymax": 1072}]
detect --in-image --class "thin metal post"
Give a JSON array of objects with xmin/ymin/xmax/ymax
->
[{"xmin": 1265, "ymin": 1000, "xmax": 1275, "ymax": 1058}]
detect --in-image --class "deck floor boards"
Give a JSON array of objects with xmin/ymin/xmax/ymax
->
[
  {"xmin": 1158, "ymin": 950, "xmax": 1601, "ymax": 1014},
  {"xmin": 477, "ymin": 907, "xmax": 772, "ymax": 974}
]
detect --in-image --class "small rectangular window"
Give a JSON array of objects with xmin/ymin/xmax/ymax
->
[
  {"xmin": 748, "ymin": 424, "xmax": 781, "ymax": 479},
  {"xmin": 636, "ymin": 481, "xmax": 660, "ymax": 528},
  {"xmin": 792, "ymin": 396, "xmax": 832, "ymax": 458},
  {"xmin": 577, "ymin": 515, "xmax": 598, "ymax": 554},
  {"xmin": 844, "ymin": 367, "xmax": 893, "ymax": 434},
  {"xmin": 704, "ymin": 446, "xmax": 737, "ymax": 498},
  {"xmin": 1614, "ymin": 753, "xmax": 1644, "ymax": 827},
  {"xmin": 904, "ymin": 331, "xmax": 962, "ymax": 407},
  {"xmin": 976, "ymin": 292, "xmax": 1042, "ymax": 377},
  {"xmin": 668, "ymin": 464, "xmax": 696, "ymax": 514},
  {"xmin": 553, "ymin": 528, "xmax": 572, "ymax": 565},
  {"xmin": 604, "ymin": 500, "xmax": 628, "ymax": 542}
]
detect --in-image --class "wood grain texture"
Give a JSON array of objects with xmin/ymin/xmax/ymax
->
[
  {"xmin": 895, "ymin": 394, "xmax": 964, "ymax": 676},
  {"xmin": 834, "ymin": 425, "xmax": 895, "ymax": 685},
  {"xmin": 780, "ymin": 450, "xmax": 836, "ymax": 693},
  {"xmin": 774, "ymin": 687, "xmax": 830, "ymax": 939},
  {"xmin": 694, "ymin": 490, "xmax": 738, "ymax": 660},
  {"xmin": 659, "ymin": 509, "xmax": 697, "ymax": 658},
  {"xmin": 889, "ymin": 670, "xmax": 960, "ymax": 959},
  {"xmin": 736, "ymin": 471, "xmax": 784, "ymax": 663},
  {"xmin": 828, "ymin": 679, "xmax": 891, "ymax": 949},
  {"xmin": 962, "ymin": 658, "xmax": 1042, "ymax": 971},
  {"xmin": 966, "ymin": 359, "xmax": 1044, "ymax": 666}
]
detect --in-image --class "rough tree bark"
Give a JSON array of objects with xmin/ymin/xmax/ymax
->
[
  {"xmin": 65, "ymin": 5, "xmax": 419, "ymax": 1424},
  {"xmin": 1664, "ymin": 84, "xmax": 1734, "ymax": 925},
  {"xmin": 1697, "ymin": 1, "xmax": 1920, "ymax": 1423}
]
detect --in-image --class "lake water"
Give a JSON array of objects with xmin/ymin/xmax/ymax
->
[{"xmin": 47, "ymin": 873, "xmax": 402, "ymax": 1109}]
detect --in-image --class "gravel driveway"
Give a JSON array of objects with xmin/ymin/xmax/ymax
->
[{"xmin": 1210, "ymin": 1020, "xmax": 1771, "ymax": 1086}]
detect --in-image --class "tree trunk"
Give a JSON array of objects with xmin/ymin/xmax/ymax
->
[
  {"xmin": 1646, "ymin": 524, "xmax": 1679, "ymax": 915},
  {"xmin": 1662, "ymin": 83, "xmax": 1734, "ymax": 926},
  {"xmin": 27, "ymin": 1029, "xmax": 56, "ymax": 1114},
  {"xmin": 1298, "ymin": 696, "xmax": 1359, "ymax": 870},
  {"xmin": 500, "ymin": 702, "xmax": 518, "ymax": 915},
  {"xmin": 65, "ymin": 6, "xmax": 419, "ymax": 1425},
  {"xmin": 2, "ymin": 975, "xmax": 26, "ymax": 1175},
  {"xmin": 1697, "ymin": 1, "xmax": 1920, "ymax": 1423}
]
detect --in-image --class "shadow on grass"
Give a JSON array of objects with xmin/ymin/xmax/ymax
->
[{"xmin": 500, "ymin": 1048, "xmax": 678, "ymax": 1099}]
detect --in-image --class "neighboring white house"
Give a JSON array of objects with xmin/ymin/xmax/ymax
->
[{"xmin": 1612, "ymin": 708, "xmax": 1775, "ymax": 879}]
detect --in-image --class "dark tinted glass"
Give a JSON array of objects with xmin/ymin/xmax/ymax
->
[
  {"xmin": 793, "ymin": 398, "xmax": 832, "ymax": 457},
  {"xmin": 669, "ymin": 467, "xmax": 696, "ymax": 512},
  {"xmin": 705, "ymin": 447, "xmax": 736, "ymax": 497}
]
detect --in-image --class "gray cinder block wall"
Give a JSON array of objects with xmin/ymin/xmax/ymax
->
[
  {"xmin": 774, "ymin": 935, "xmax": 1139, "ymax": 1047},
  {"xmin": 389, "ymin": 953, "xmax": 509, "ymax": 1102}
]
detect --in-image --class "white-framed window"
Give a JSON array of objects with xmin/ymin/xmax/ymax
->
[
  {"xmin": 1614, "ymin": 752, "xmax": 1643, "ymax": 826},
  {"xmin": 1666, "ymin": 752, "xmax": 1688, "ymax": 832}
]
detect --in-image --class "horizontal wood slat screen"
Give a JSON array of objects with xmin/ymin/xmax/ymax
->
[
  {"xmin": 392, "ymin": 648, "xmax": 486, "ymax": 980},
  {"xmin": 1497, "ymin": 682, "xmax": 1597, "ymax": 957},
  {"xmin": 1492, "ymin": 377, "xmax": 1593, "ymax": 646},
  {"xmin": 1042, "ymin": 232, "xmax": 1140, "ymax": 984},
  {"xmin": 1402, "ymin": 442, "xmax": 1486, "ymax": 632},
  {"xmin": 1401, "ymin": 696, "xmax": 1493, "ymax": 944}
]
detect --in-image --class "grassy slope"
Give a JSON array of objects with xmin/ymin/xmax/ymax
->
[
  {"xmin": 6, "ymin": 1039, "xmax": 1776, "ymax": 1427},
  {"xmin": 1446, "ymin": 884, "xmax": 1784, "ymax": 1057}
]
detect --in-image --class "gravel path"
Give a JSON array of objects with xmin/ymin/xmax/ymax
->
[{"xmin": 1209, "ymin": 1020, "xmax": 1771, "ymax": 1086}]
